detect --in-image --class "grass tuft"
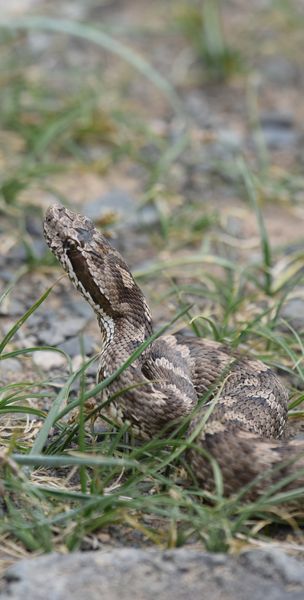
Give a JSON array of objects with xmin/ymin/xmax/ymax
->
[{"xmin": 176, "ymin": 0, "xmax": 243, "ymax": 82}]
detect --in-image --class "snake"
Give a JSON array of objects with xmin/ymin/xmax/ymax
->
[{"xmin": 43, "ymin": 203, "xmax": 304, "ymax": 499}]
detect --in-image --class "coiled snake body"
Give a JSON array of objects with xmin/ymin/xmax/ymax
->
[{"xmin": 44, "ymin": 204, "xmax": 304, "ymax": 498}]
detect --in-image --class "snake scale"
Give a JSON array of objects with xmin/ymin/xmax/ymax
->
[{"xmin": 44, "ymin": 204, "xmax": 304, "ymax": 499}]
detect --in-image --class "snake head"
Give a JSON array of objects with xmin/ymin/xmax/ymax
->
[
  {"xmin": 44, "ymin": 204, "xmax": 100, "ymax": 257},
  {"xmin": 44, "ymin": 203, "xmax": 118, "ymax": 308}
]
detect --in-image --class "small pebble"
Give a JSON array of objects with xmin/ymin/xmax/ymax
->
[
  {"xmin": 33, "ymin": 350, "xmax": 66, "ymax": 371},
  {"xmin": 280, "ymin": 297, "xmax": 304, "ymax": 331},
  {"xmin": 0, "ymin": 358, "xmax": 22, "ymax": 373},
  {"xmin": 58, "ymin": 335, "xmax": 96, "ymax": 358}
]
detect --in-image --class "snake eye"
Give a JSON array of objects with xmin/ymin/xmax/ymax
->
[
  {"xmin": 75, "ymin": 226, "xmax": 93, "ymax": 244},
  {"xmin": 45, "ymin": 212, "xmax": 54, "ymax": 226}
]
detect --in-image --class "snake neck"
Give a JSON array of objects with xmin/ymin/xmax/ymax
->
[
  {"xmin": 97, "ymin": 306, "xmax": 153, "ymax": 377},
  {"xmin": 95, "ymin": 293, "xmax": 153, "ymax": 376},
  {"xmin": 68, "ymin": 254, "xmax": 154, "ymax": 377}
]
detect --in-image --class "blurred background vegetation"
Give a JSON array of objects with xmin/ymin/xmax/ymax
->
[{"xmin": 1, "ymin": 0, "xmax": 304, "ymax": 256}]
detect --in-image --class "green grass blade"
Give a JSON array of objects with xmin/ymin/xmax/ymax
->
[
  {"xmin": 134, "ymin": 254, "xmax": 237, "ymax": 280},
  {"xmin": 238, "ymin": 157, "xmax": 272, "ymax": 294},
  {"xmin": 11, "ymin": 453, "xmax": 140, "ymax": 469},
  {"xmin": 0, "ymin": 266, "xmax": 28, "ymax": 305},
  {"xmin": 0, "ymin": 406, "xmax": 45, "ymax": 417},
  {"xmin": 29, "ymin": 355, "xmax": 97, "ymax": 456},
  {"xmin": 0, "ymin": 286, "xmax": 54, "ymax": 354}
]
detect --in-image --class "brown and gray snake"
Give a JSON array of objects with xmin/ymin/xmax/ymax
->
[{"xmin": 44, "ymin": 204, "xmax": 304, "ymax": 500}]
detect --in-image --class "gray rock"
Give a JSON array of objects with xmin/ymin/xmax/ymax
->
[
  {"xmin": 25, "ymin": 215, "xmax": 44, "ymax": 238},
  {"xmin": 260, "ymin": 113, "xmax": 298, "ymax": 149},
  {"xmin": 185, "ymin": 91, "xmax": 213, "ymax": 127},
  {"xmin": 58, "ymin": 316, "xmax": 90, "ymax": 338},
  {"xmin": 2, "ymin": 299, "xmax": 25, "ymax": 317},
  {"xmin": 280, "ymin": 297, "xmax": 304, "ymax": 331},
  {"xmin": 86, "ymin": 190, "xmax": 137, "ymax": 227},
  {"xmin": 85, "ymin": 359, "xmax": 99, "ymax": 378},
  {"xmin": 67, "ymin": 299, "xmax": 94, "ymax": 320},
  {"xmin": 262, "ymin": 56, "xmax": 299, "ymax": 85},
  {"xmin": 37, "ymin": 316, "xmax": 88, "ymax": 345},
  {"xmin": 29, "ymin": 238, "xmax": 48, "ymax": 260},
  {"xmin": 0, "ymin": 357, "xmax": 22, "ymax": 373},
  {"xmin": 225, "ymin": 215, "xmax": 244, "ymax": 238},
  {"xmin": 58, "ymin": 335, "xmax": 96, "ymax": 357},
  {"xmin": 86, "ymin": 190, "xmax": 159, "ymax": 231},
  {"xmin": 36, "ymin": 324, "xmax": 66, "ymax": 345},
  {"xmin": 2, "ymin": 548, "xmax": 304, "ymax": 600},
  {"xmin": 0, "ymin": 269, "xmax": 15, "ymax": 284},
  {"xmin": 32, "ymin": 350, "xmax": 66, "ymax": 371},
  {"xmin": 241, "ymin": 548, "xmax": 304, "ymax": 585},
  {"xmin": 217, "ymin": 128, "xmax": 243, "ymax": 150},
  {"xmin": 5, "ymin": 244, "xmax": 27, "ymax": 262}
]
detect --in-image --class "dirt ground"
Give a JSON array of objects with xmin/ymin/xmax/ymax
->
[{"xmin": 1, "ymin": 0, "xmax": 304, "ymax": 569}]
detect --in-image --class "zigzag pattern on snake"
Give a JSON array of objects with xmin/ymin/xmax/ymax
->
[{"xmin": 43, "ymin": 204, "xmax": 304, "ymax": 499}]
